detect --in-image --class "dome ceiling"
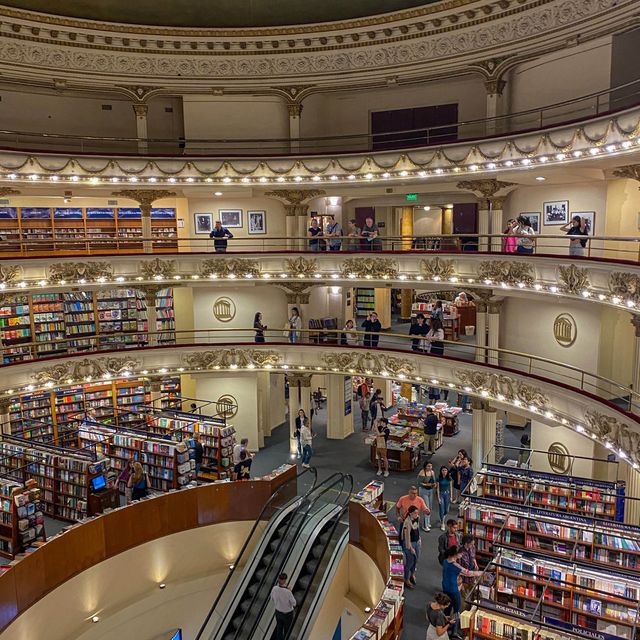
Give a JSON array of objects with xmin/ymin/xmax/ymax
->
[{"xmin": 0, "ymin": 0, "xmax": 437, "ymax": 28}]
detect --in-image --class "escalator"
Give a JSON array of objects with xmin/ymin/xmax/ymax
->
[{"xmin": 201, "ymin": 472, "xmax": 353, "ymax": 640}]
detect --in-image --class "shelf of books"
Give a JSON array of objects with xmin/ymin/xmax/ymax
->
[
  {"xmin": 471, "ymin": 545, "xmax": 640, "ymax": 640},
  {"xmin": 463, "ymin": 497, "xmax": 640, "ymax": 572},
  {"xmin": 355, "ymin": 288, "xmax": 376, "ymax": 318},
  {"xmin": 0, "ymin": 478, "xmax": 46, "ymax": 559},
  {"xmin": 32, "ymin": 292, "xmax": 66, "ymax": 356},
  {"xmin": 156, "ymin": 288, "xmax": 176, "ymax": 344},
  {"xmin": 0, "ymin": 206, "xmax": 177, "ymax": 255},
  {"xmin": 473, "ymin": 464, "xmax": 623, "ymax": 521},
  {"xmin": 0, "ymin": 295, "xmax": 32, "ymax": 363},
  {"xmin": 96, "ymin": 288, "xmax": 148, "ymax": 349},
  {"xmin": 9, "ymin": 391, "xmax": 55, "ymax": 439},
  {"xmin": 349, "ymin": 480, "xmax": 405, "ymax": 640},
  {"xmin": 0, "ymin": 440, "xmax": 107, "ymax": 521},
  {"xmin": 160, "ymin": 378, "xmax": 181, "ymax": 409}
]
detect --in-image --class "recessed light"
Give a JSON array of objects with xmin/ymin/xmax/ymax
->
[
  {"xmin": 92, "ymin": 616, "xmax": 100, "ymax": 623},
  {"xmin": 214, "ymin": 191, "xmax": 223, "ymax": 196},
  {"xmin": 423, "ymin": 206, "xmax": 430, "ymax": 211},
  {"xmin": 535, "ymin": 176, "xmax": 546, "ymax": 181}
]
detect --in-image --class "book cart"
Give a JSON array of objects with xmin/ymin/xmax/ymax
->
[
  {"xmin": 0, "ymin": 477, "xmax": 46, "ymax": 559},
  {"xmin": 349, "ymin": 480, "xmax": 405, "ymax": 640}
]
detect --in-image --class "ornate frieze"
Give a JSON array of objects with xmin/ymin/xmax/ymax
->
[
  {"xmin": 323, "ymin": 351, "xmax": 415, "ymax": 377},
  {"xmin": 613, "ymin": 165, "xmax": 640, "ymax": 183},
  {"xmin": 584, "ymin": 409, "xmax": 640, "ymax": 464},
  {"xmin": 609, "ymin": 271, "xmax": 640, "ymax": 303},
  {"xmin": 111, "ymin": 189, "xmax": 176, "ymax": 213},
  {"xmin": 557, "ymin": 264, "xmax": 590, "ymax": 295},
  {"xmin": 280, "ymin": 282, "xmax": 312, "ymax": 305},
  {"xmin": 32, "ymin": 357, "xmax": 139, "ymax": 384},
  {"xmin": 456, "ymin": 179, "xmax": 515, "ymax": 198},
  {"xmin": 453, "ymin": 369, "xmax": 549, "ymax": 409},
  {"xmin": 285, "ymin": 257, "xmax": 317, "ymax": 278},
  {"xmin": 183, "ymin": 348, "xmax": 281, "ymax": 370},
  {"xmin": 140, "ymin": 258, "xmax": 176, "ymax": 280},
  {"xmin": 264, "ymin": 190, "xmax": 325, "ymax": 216},
  {"xmin": 420, "ymin": 257, "xmax": 455, "ymax": 280},
  {"xmin": 477, "ymin": 260, "xmax": 535, "ymax": 286},
  {"xmin": 340, "ymin": 257, "xmax": 398, "ymax": 279},
  {"xmin": 48, "ymin": 261, "xmax": 113, "ymax": 282},
  {"xmin": 0, "ymin": 265, "xmax": 20, "ymax": 286},
  {"xmin": 200, "ymin": 258, "xmax": 260, "ymax": 278}
]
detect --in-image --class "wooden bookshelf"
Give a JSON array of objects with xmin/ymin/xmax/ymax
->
[
  {"xmin": 0, "ymin": 478, "xmax": 46, "ymax": 559},
  {"xmin": 156, "ymin": 287, "xmax": 176, "ymax": 344},
  {"xmin": 32, "ymin": 292, "xmax": 66, "ymax": 356},
  {"xmin": 0, "ymin": 294, "xmax": 32, "ymax": 363}
]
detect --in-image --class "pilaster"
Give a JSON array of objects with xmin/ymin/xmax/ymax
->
[
  {"xmin": 475, "ymin": 297, "xmax": 488, "ymax": 363},
  {"xmin": 632, "ymin": 316, "xmax": 640, "ymax": 393},
  {"xmin": 483, "ymin": 405, "xmax": 498, "ymax": 464},
  {"xmin": 133, "ymin": 103, "xmax": 149, "ymax": 154},
  {"xmin": 287, "ymin": 373, "xmax": 312, "ymax": 456},
  {"xmin": 471, "ymin": 398, "xmax": 485, "ymax": 471},
  {"xmin": 326, "ymin": 375, "xmax": 354, "ymax": 439},
  {"xmin": 487, "ymin": 298, "xmax": 503, "ymax": 366},
  {"xmin": 287, "ymin": 102, "xmax": 303, "ymax": 153}
]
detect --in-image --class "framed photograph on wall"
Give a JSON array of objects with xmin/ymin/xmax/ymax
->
[
  {"xmin": 248, "ymin": 210, "xmax": 266, "ymax": 235},
  {"xmin": 573, "ymin": 211, "xmax": 595, "ymax": 235},
  {"xmin": 521, "ymin": 212, "xmax": 540, "ymax": 233},
  {"xmin": 194, "ymin": 212, "xmax": 213, "ymax": 234},
  {"xmin": 543, "ymin": 200, "xmax": 569, "ymax": 225},
  {"xmin": 219, "ymin": 209, "xmax": 243, "ymax": 228}
]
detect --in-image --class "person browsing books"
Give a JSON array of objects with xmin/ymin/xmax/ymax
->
[
  {"xmin": 424, "ymin": 407, "xmax": 439, "ymax": 455},
  {"xmin": 233, "ymin": 438, "xmax": 252, "ymax": 465},
  {"xmin": 441, "ymin": 545, "xmax": 482, "ymax": 637},
  {"xmin": 426, "ymin": 592, "xmax": 455, "ymax": 640},
  {"xmin": 438, "ymin": 519, "xmax": 462, "ymax": 564},
  {"xmin": 192, "ymin": 433, "xmax": 204, "ymax": 476},
  {"xmin": 127, "ymin": 461, "xmax": 150, "ymax": 501},
  {"xmin": 401, "ymin": 505, "xmax": 421, "ymax": 589},
  {"xmin": 233, "ymin": 450, "xmax": 252, "ymax": 480}
]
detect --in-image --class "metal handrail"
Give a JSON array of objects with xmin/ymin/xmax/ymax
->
[
  {"xmin": 0, "ymin": 79, "xmax": 638, "ymax": 155},
  {"xmin": 2, "ymin": 327, "xmax": 637, "ymax": 412},
  {"xmin": 194, "ymin": 466, "xmax": 317, "ymax": 640}
]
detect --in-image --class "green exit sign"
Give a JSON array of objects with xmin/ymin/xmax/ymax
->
[{"xmin": 406, "ymin": 193, "xmax": 418, "ymax": 201}]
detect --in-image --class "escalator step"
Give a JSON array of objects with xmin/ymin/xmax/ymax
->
[
  {"xmin": 298, "ymin": 576, "xmax": 311, "ymax": 590},
  {"xmin": 261, "ymin": 553, "xmax": 274, "ymax": 565},
  {"xmin": 255, "ymin": 569, "xmax": 266, "ymax": 581},
  {"xmin": 310, "ymin": 546, "xmax": 324, "ymax": 559},
  {"xmin": 240, "ymin": 600, "xmax": 251, "ymax": 613},
  {"xmin": 304, "ymin": 561, "xmax": 316, "ymax": 573},
  {"xmin": 247, "ymin": 584, "xmax": 258, "ymax": 597}
]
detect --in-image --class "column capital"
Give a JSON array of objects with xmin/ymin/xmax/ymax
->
[
  {"xmin": 287, "ymin": 373, "xmax": 313, "ymax": 387},
  {"xmin": 484, "ymin": 405, "xmax": 498, "ymax": 414},
  {"xmin": 474, "ymin": 290, "xmax": 492, "ymax": 313},
  {"xmin": 631, "ymin": 315, "xmax": 640, "ymax": 337},
  {"xmin": 488, "ymin": 195, "xmax": 508, "ymax": 210},
  {"xmin": 488, "ymin": 298, "xmax": 505, "ymax": 314},
  {"xmin": 264, "ymin": 189, "xmax": 325, "ymax": 216},
  {"xmin": 112, "ymin": 189, "xmax": 176, "ymax": 214},
  {"xmin": 134, "ymin": 284, "xmax": 163, "ymax": 299},
  {"xmin": 287, "ymin": 103, "xmax": 303, "ymax": 118},
  {"xmin": 132, "ymin": 103, "xmax": 149, "ymax": 117},
  {"xmin": 484, "ymin": 78, "xmax": 507, "ymax": 96},
  {"xmin": 613, "ymin": 164, "xmax": 640, "ymax": 184},
  {"xmin": 471, "ymin": 397, "xmax": 485, "ymax": 411},
  {"xmin": 456, "ymin": 178, "xmax": 516, "ymax": 199}
]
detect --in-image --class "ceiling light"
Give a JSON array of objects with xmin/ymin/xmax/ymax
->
[
  {"xmin": 521, "ymin": 158, "xmax": 531, "ymax": 166},
  {"xmin": 50, "ymin": 175, "xmax": 60, "ymax": 181},
  {"xmin": 111, "ymin": 177, "xmax": 120, "ymax": 182},
  {"xmin": 469, "ymin": 164, "xmax": 478, "ymax": 171},
  {"xmin": 148, "ymin": 177, "xmax": 157, "ymax": 183},
  {"xmin": 539, "ymin": 156, "xmax": 548, "ymax": 163},
  {"xmin": 29, "ymin": 174, "xmax": 38, "ymax": 180},
  {"xmin": 555, "ymin": 153, "xmax": 566, "ymax": 160},
  {"xmin": 259, "ymin": 177, "xmax": 268, "ymax": 183},
  {"xmin": 348, "ymin": 174, "xmax": 356, "ymax": 180},
  {"xmin": 365, "ymin": 173, "xmax": 373, "ymax": 180},
  {"xmin": 71, "ymin": 175, "xmax": 79, "ymax": 182},
  {"xmin": 168, "ymin": 177, "xmax": 177, "ymax": 183},
  {"xmin": 214, "ymin": 191, "xmax": 223, "ymax": 196},
  {"xmin": 435, "ymin": 168, "xmax": 443, "ymax": 174},
  {"xmin": 423, "ymin": 206, "xmax": 431, "ymax": 211},
  {"xmin": 382, "ymin": 172, "xmax": 390, "ymax": 178},
  {"xmin": 572, "ymin": 150, "xmax": 583, "ymax": 158},
  {"xmin": 159, "ymin": 583, "xmax": 166, "ymax": 589},
  {"xmin": 277, "ymin": 176, "xmax": 285, "ymax": 182},
  {"xmin": 312, "ymin": 175, "xmax": 321, "ymax": 182},
  {"xmin": 92, "ymin": 616, "xmax": 100, "ymax": 624},
  {"xmin": 606, "ymin": 144, "xmax": 616, "ymax": 153},
  {"xmin": 222, "ymin": 177, "xmax": 231, "ymax": 183},
  {"xmin": 242, "ymin": 177, "xmax": 251, "ymax": 183},
  {"xmin": 487, "ymin": 163, "xmax": 496, "ymax": 170},
  {"xmin": 330, "ymin": 175, "xmax": 338, "ymax": 181},
  {"xmin": 589, "ymin": 148, "xmax": 599, "ymax": 155},
  {"xmin": 128, "ymin": 177, "xmax": 139, "ymax": 183},
  {"xmin": 446, "ymin": 203, "xmax": 454, "ymax": 208},
  {"xmin": 186, "ymin": 177, "xmax": 194, "ymax": 183},
  {"xmin": 535, "ymin": 176, "xmax": 545, "ymax": 181},
  {"xmin": 399, "ymin": 170, "xmax": 409, "ymax": 177}
]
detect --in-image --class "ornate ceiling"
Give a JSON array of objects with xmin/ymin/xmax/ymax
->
[{"xmin": 0, "ymin": 0, "xmax": 437, "ymax": 28}]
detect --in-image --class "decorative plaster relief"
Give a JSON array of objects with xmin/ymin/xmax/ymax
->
[
  {"xmin": 322, "ymin": 351, "xmax": 415, "ymax": 377},
  {"xmin": 477, "ymin": 260, "xmax": 535, "ymax": 286},
  {"xmin": 200, "ymin": 258, "xmax": 260, "ymax": 278},
  {"xmin": 183, "ymin": 348, "xmax": 281, "ymax": 369},
  {"xmin": 584, "ymin": 409, "xmax": 640, "ymax": 465},
  {"xmin": 48, "ymin": 261, "xmax": 113, "ymax": 282},
  {"xmin": 340, "ymin": 257, "xmax": 398, "ymax": 279},
  {"xmin": 32, "ymin": 357, "xmax": 139, "ymax": 384},
  {"xmin": 140, "ymin": 258, "xmax": 176, "ymax": 280}
]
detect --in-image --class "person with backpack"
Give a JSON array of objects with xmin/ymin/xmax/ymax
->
[
  {"xmin": 561, "ymin": 215, "xmax": 589, "ymax": 256},
  {"xmin": 324, "ymin": 214, "xmax": 343, "ymax": 251}
]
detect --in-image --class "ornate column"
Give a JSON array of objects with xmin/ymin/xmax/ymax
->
[
  {"xmin": 483, "ymin": 405, "xmax": 498, "ymax": 464},
  {"xmin": 112, "ymin": 189, "xmax": 176, "ymax": 253},
  {"xmin": 487, "ymin": 298, "xmax": 503, "ymax": 366},
  {"xmin": 471, "ymin": 398, "xmax": 485, "ymax": 471},
  {"xmin": 326, "ymin": 375, "xmax": 354, "ymax": 440},
  {"xmin": 488, "ymin": 195, "xmax": 508, "ymax": 253},
  {"xmin": 457, "ymin": 179, "xmax": 515, "ymax": 253},
  {"xmin": 256, "ymin": 371, "xmax": 271, "ymax": 448},
  {"xmin": 632, "ymin": 316, "xmax": 640, "ymax": 394},
  {"xmin": 282, "ymin": 284, "xmax": 312, "ymax": 341},
  {"xmin": 475, "ymin": 297, "xmax": 488, "ymax": 363},
  {"xmin": 485, "ymin": 78, "xmax": 507, "ymax": 136},
  {"xmin": 133, "ymin": 103, "xmax": 149, "ymax": 154},
  {"xmin": 400, "ymin": 206, "xmax": 414, "ymax": 320},
  {"xmin": 288, "ymin": 103, "xmax": 303, "ymax": 153},
  {"xmin": 288, "ymin": 373, "xmax": 312, "ymax": 457},
  {"xmin": 265, "ymin": 189, "xmax": 325, "ymax": 250}
]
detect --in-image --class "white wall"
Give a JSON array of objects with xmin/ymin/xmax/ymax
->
[
  {"xmin": 414, "ymin": 207, "xmax": 442, "ymax": 236},
  {"xmin": 500, "ymin": 297, "xmax": 602, "ymax": 385},
  {"xmin": 195, "ymin": 372, "xmax": 259, "ymax": 448},
  {"xmin": 530, "ymin": 419, "xmax": 595, "ymax": 478},
  {"xmin": 301, "ymin": 75, "xmax": 487, "ymax": 141},
  {"xmin": 509, "ymin": 37, "xmax": 612, "ymax": 115}
]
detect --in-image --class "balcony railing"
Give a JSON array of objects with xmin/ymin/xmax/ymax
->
[
  {"xmin": 3, "ymin": 328, "xmax": 637, "ymax": 415},
  {"xmin": 0, "ymin": 79, "xmax": 638, "ymax": 155},
  {"xmin": 0, "ymin": 233, "xmax": 637, "ymax": 262}
]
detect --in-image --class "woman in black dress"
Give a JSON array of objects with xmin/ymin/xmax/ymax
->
[{"xmin": 254, "ymin": 311, "xmax": 267, "ymax": 343}]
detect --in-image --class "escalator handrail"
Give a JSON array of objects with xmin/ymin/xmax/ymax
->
[
  {"xmin": 284, "ymin": 474, "xmax": 354, "ymax": 640},
  {"xmin": 230, "ymin": 471, "xmax": 348, "ymax": 640},
  {"xmin": 194, "ymin": 466, "xmax": 317, "ymax": 640}
]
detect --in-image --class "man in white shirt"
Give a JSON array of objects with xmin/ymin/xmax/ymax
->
[
  {"xmin": 233, "ymin": 438, "xmax": 251, "ymax": 465},
  {"xmin": 271, "ymin": 572, "xmax": 296, "ymax": 640}
]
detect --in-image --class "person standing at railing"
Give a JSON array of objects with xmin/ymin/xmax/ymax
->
[
  {"xmin": 254, "ymin": 311, "xmax": 267, "ymax": 343},
  {"xmin": 209, "ymin": 220, "xmax": 234, "ymax": 252},
  {"xmin": 561, "ymin": 215, "xmax": 589, "ymax": 257},
  {"xmin": 423, "ymin": 318, "xmax": 445, "ymax": 355},
  {"xmin": 324, "ymin": 214, "xmax": 343, "ymax": 251},
  {"xmin": 341, "ymin": 318, "xmax": 359, "ymax": 346},
  {"xmin": 514, "ymin": 215, "xmax": 536, "ymax": 254},
  {"xmin": 362, "ymin": 216, "xmax": 382, "ymax": 251},
  {"xmin": 502, "ymin": 219, "xmax": 517, "ymax": 253},
  {"xmin": 287, "ymin": 306, "xmax": 302, "ymax": 343},
  {"xmin": 307, "ymin": 217, "xmax": 323, "ymax": 251},
  {"xmin": 346, "ymin": 218, "xmax": 362, "ymax": 250},
  {"xmin": 362, "ymin": 311, "xmax": 382, "ymax": 347},
  {"xmin": 410, "ymin": 313, "xmax": 429, "ymax": 352}
]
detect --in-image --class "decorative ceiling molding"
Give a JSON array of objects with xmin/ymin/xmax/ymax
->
[
  {"xmin": 609, "ymin": 271, "xmax": 640, "ymax": 303},
  {"xmin": 48, "ymin": 261, "xmax": 112, "ymax": 282},
  {"xmin": 199, "ymin": 258, "xmax": 260, "ymax": 278},
  {"xmin": 322, "ymin": 351, "xmax": 416, "ymax": 377},
  {"xmin": 140, "ymin": 258, "xmax": 176, "ymax": 280},
  {"xmin": 557, "ymin": 264, "xmax": 590, "ymax": 295},
  {"xmin": 284, "ymin": 257, "xmax": 317, "ymax": 278},
  {"xmin": 477, "ymin": 260, "xmax": 535, "ymax": 286},
  {"xmin": 584, "ymin": 409, "xmax": 640, "ymax": 465},
  {"xmin": 340, "ymin": 257, "xmax": 398, "ymax": 279},
  {"xmin": 420, "ymin": 257, "xmax": 455, "ymax": 281},
  {"xmin": 456, "ymin": 178, "xmax": 516, "ymax": 198},
  {"xmin": 32, "ymin": 357, "xmax": 138, "ymax": 384},
  {"xmin": 0, "ymin": 265, "xmax": 21, "ymax": 286},
  {"xmin": 182, "ymin": 348, "xmax": 281, "ymax": 369}
]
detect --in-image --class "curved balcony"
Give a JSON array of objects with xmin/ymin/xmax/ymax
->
[
  {"xmin": 1, "ymin": 242, "xmax": 638, "ymax": 313},
  {"xmin": 4, "ymin": 330, "xmax": 638, "ymax": 463}
]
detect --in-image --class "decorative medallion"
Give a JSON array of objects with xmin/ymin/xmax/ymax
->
[
  {"xmin": 213, "ymin": 297, "xmax": 236, "ymax": 322},
  {"xmin": 557, "ymin": 264, "xmax": 590, "ymax": 295},
  {"xmin": 200, "ymin": 258, "xmax": 259, "ymax": 278},
  {"xmin": 48, "ymin": 261, "xmax": 113, "ymax": 282},
  {"xmin": 553, "ymin": 313, "xmax": 577, "ymax": 347},
  {"xmin": 420, "ymin": 257, "xmax": 455, "ymax": 280},
  {"xmin": 216, "ymin": 394, "xmax": 238, "ymax": 418},
  {"xmin": 477, "ymin": 260, "xmax": 534, "ymax": 286},
  {"xmin": 0, "ymin": 265, "xmax": 20, "ymax": 286},
  {"xmin": 340, "ymin": 257, "xmax": 398, "ymax": 279},
  {"xmin": 285, "ymin": 257, "xmax": 317, "ymax": 278},
  {"xmin": 140, "ymin": 258, "xmax": 176, "ymax": 280},
  {"xmin": 547, "ymin": 442, "xmax": 571, "ymax": 474}
]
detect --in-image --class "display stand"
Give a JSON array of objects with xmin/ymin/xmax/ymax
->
[{"xmin": 366, "ymin": 425, "xmax": 423, "ymax": 472}]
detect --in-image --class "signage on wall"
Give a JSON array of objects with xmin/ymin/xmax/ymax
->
[
  {"xmin": 547, "ymin": 442, "xmax": 571, "ymax": 474},
  {"xmin": 405, "ymin": 193, "xmax": 418, "ymax": 201},
  {"xmin": 213, "ymin": 297, "xmax": 236, "ymax": 322},
  {"xmin": 553, "ymin": 313, "xmax": 577, "ymax": 347},
  {"xmin": 344, "ymin": 376, "xmax": 352, "ymax": 417},
  {"xmin": 216, "ymin": 394, "xmax": 238, "ymax": 418}
]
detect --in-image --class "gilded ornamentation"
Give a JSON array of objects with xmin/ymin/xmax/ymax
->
[
  {"xmin": 340, "ymin": 257, "xmax": 398, "ymax": 279},
  {"xmin": 0, "ymin": 187, "xmax": 20, "ymax": 197},
  {"xmin": 287, "ymin": 373, "xmax": 313, "ymax": 387},
  {"xmin": 477, "ymin": 260, "xmax": 534, "ymax": 286},
  {"xmin": 557, "ymin": 264, "xmax": 590, "ymax": 294},
  {"xmin": 0, "ymin": 265, "xmax": 20, "ymax": 286},
  {"xmin": 456, "ymin": 179, "xmax": 515, "ymax": 198},
  {"xmin": 200, "ymin": 258, "xmax": 260, "ymax": 278},
  {"xmin": 322, "ymin": 351, "xmax": 415, "ymax": 377},
  {"xmin": 609, "ymin": 272, "xmax": 640, "ymax": 303},
  {"xmin": 140, "ymin": 258, "xmax": 176, "ymax": 280},
  {"xmin": 48, "ymin": 261, "xmax": 113, "ymax": 282},
  {"xmin": 183, "ymin": 348, "xmax": 281, "ymax": 370},
  {"xmin": 112, "ymin": 189, "xmax": 175, "ymax": 213},
  {"xmin": 264, "ymin": 190, "xmax": 325, "ymax": 216},
  {"xmin": 280, "ymin": 282, "xmax": 312, "ymax": 305},
  {"xmin": 453, "ymin": 369, "xmax": 549, "ymax": 408},
  {"xmin": 612, "ymin": 165, "xmax": 640, "ymax": 183},
  {"xmin": 32, "ymin": 357, "xmax": 138, "ymax": 384},
  {"xmin": 420, "ymin": 257, "xmax": 455, "ymax": 280},
  {"xmin": 285, "ymin": 257, "xmax": 317, "ymax": 278},
  {"xmin": 584, "ymin": 410, "xmax": 640, "ymax": 464}
]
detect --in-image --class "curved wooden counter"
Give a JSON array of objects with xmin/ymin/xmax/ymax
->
[{"xmin": 0, "ymin": 465, "xmax": 296, "ymax": 633}]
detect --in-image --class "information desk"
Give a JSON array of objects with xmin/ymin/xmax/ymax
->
[{"xmin": 366, "ymin": 426, "xmax": 423, "ymax": 472}]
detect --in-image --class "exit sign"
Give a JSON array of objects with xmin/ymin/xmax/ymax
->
[{"xmin": 406, "ymin": 193, "xmax": 418, "ymax": 201}]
